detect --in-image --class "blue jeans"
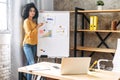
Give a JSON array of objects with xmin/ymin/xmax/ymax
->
[{"xmin": 23, "ymin": 44, "xmax": 37, "ymax": 80}]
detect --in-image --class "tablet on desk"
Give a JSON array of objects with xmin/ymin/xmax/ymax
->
[{"xmin": 61, "ymin": 57, "xmax": 91, "ymax": 75}]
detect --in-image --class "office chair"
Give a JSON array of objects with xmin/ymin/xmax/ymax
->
[{"xmin": 97, "ymin": 38, "xmax": 120, "ymax": 72}]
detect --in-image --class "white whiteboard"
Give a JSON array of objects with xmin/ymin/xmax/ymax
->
[{"xmin": 37, "ymin": 11, "xmax": 70, "ymax": 57}]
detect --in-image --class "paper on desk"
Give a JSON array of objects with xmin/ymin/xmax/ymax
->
[{"xmin": 26, "ymin": 65, "xmax": 50, "ymax": 71}]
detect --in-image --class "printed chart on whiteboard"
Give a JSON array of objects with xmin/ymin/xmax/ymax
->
[{"xmin": 37, "ymin": 11, "xmax": 70, "ymax": 57}]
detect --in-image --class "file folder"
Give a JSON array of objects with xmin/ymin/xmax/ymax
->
[
  {"xmin": 90, "ymin": 16, "xmax": 98, "ymax": 30},
  {"xmin": 90, "ymin": 16, "xmax": 94, "ymax": 30},
  {"xmin": 93, "ymin": 16, "xmax": 98, "ymax": 30}
]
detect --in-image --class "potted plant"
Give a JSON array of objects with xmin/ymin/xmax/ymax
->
[{"xmin": 97, "ymin": 0, "xmax": 104, "ymax": 10}]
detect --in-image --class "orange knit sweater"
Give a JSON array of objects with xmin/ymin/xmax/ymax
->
[{"xmin": 23, "ymin": 18, "xmax": 38, "ymax": 45}]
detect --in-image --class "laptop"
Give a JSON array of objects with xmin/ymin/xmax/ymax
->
[{"xmin": 61, "ymin": 57, "xmax": 91, "ymax": 75}]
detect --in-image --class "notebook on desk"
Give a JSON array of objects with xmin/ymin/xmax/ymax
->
[{"xmin": 61, "ymin": 57, "xmax": 91, "ymax": 75}]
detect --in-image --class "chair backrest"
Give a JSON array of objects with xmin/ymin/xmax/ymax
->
[{"xmin": 112, "ymin": 39, "xmax": 120, "ymax": 72}]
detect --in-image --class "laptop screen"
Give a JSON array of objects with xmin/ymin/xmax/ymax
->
[{"xmin": 61, "ymin": 57, "xmax": 91, "ymax": 74}]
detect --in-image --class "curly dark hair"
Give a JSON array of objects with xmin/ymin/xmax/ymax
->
[{"xmin": 22, "ymin": 3, "xmax": 38, "ymax": 20}]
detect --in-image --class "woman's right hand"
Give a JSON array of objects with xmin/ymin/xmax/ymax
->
[
  {"xmin": 39, "ymin": 23, "xmax": 44, "ymax": 27},
  {"xmin": 37, "ymin": 23, "xmax": 44, "ymax": 29}
]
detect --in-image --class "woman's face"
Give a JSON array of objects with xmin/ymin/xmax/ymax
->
[{"xmin": 29, "ymin": 7, "xmax": 36, "ymax": 18}]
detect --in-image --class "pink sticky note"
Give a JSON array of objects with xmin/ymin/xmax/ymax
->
[{"xmin": 39, "ymin": 29, "xmax": 44, "ymax": 34}]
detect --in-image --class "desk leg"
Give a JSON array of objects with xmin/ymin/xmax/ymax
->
[
  {"xmin": 40, "ymin": 76, "xmax": 46, "ymax": 80},
  {"xmin": 18, "ymin": 72, "xmax": 23, "ymax": 80}
]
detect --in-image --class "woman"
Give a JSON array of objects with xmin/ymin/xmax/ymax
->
[{"xmin": 22, "ymin": 3, "xmax": 43, "ymax": 80}]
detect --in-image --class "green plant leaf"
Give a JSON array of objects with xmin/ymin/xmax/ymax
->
[{"xmin": 97, "ymin": 0, "xmax": 104, "ymax": 6}]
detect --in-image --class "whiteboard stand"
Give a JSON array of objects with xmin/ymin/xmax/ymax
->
[
  {"xmin": 37, "ymin": 56, "xmax": 62, "ymax": 63},
  {"xmin": 36, "ymin": 11, "xmax": 70, "ymax": 80}
]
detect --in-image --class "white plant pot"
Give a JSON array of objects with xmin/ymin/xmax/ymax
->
[{"xmin": 97, "ymin": 6, "xmax": 103, "ymax": 10}]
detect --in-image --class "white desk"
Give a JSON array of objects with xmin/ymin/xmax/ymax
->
[{"xmin": 18, "ymin": 62, "xmax": 120, "ymax": 80}]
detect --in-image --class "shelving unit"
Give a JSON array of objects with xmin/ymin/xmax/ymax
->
[{"xmin": 74, "ymin": 7, "xmax": 120, "ymax": 57}]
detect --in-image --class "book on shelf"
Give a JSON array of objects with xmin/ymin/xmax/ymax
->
[{"xmin": 90, "ymin": 16, "xmax": 98, "ymax": 30}]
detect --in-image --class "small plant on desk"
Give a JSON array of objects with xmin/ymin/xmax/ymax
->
[{"xmin": 96, "ymin": 0, "xmax": 104, "ymax": 10}]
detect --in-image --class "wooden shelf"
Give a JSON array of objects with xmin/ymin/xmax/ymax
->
[
  {"xmin": 71, "ymin": 46, "xmax": 116, "ymax": 53},
  {"xmin": 70, "ymin": 9, "xmax": 120, "ymax": 13},
  {"xmin": 71, "ymin": 29, "xmax": 120, "ymax": 33},
  {"xmin": 77, "ymin": 29, "xmax": 120, "ymax": 33}
]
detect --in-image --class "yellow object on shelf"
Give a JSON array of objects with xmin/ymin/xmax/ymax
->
[
  {"xmin": 90, "ymin": 16, "xmax": 98, "ymax": 30},
  {"xmin": 90, "ymin": 16, "xmax": 94, "ymax": 30},
  {"xmin": 93, "ymin": 16, "xmax": 98, "ymax": 30}
]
